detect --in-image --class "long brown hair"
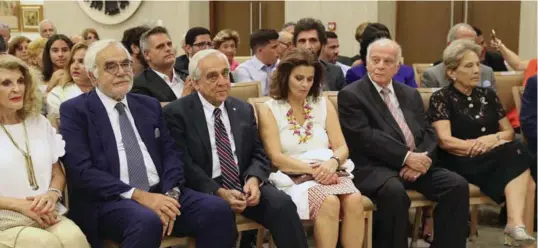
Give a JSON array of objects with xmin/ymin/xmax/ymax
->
[{"xmin": 46, "ymin": 42, "xmax": 89, "ymax": 91}]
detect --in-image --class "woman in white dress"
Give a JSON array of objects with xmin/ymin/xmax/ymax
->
[
  {"xmin": 47, "ymin": 42, "xmax": 92, "ymax": 129},
  {"xmin": 258, "ymin": 48, "xmax": 364, "ymax": 248},
  {"xmin": 0, "ymin": 55, "xmax": 90, "ymax": 248}
]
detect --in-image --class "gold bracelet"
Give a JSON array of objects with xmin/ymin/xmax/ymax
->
[{"xmin": 48, "ymin": 188, "xmax": 63, "ymax": 201}]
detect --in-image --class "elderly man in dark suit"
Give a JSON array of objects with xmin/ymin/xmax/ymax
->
[
  {"xmin": 163, "ymin": 49, "xmax": 308, "ymax": 248},
  {"xmin": 60, "ymin": 39, "xmax": 236, "ymax": 248},
  {"xmin": 338, "ymin": 38, "xmax": 470, "ymax": 248},
  {"xmin": 293, "ymin": 18, "xmax": 346, "ymax": 91}
]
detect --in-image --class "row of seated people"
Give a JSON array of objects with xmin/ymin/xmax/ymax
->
[{"xmin": 0, "ymin": 25, "xmax": 536, "ymax": 248}]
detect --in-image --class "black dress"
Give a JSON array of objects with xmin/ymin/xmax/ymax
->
[{"xmin": 428, "ymin": 84, "xmax": 532, "ymax": 203}]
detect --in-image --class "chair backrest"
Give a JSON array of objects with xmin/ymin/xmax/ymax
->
[
  {"xmin": 412, "ymin": 63, "xmax": 433, "ymax": 87},
  {"xmin": 247, "ymin": 96, "xmax": 272, "ymax": 123},
  {"xmin": 323, "ymin": 91, "xmax": 339, "ymax": 110},
  {"xmin": 513, "ymin": 86, "xmax": 525, "ymax": 115},
  {"xmin": 417, "ymin": 88, "xmax": 436, "ymax": 111},
  {"xmin": 494, "ymin": 71, "xmax": 524, "ymax": 111},
  {"xmin": 235, "ymin": 56, "xmax": 251, "ymax": 64},
  {"xmin": 230, "ymin": 81, "xmax": 261, "ymax": 102}
]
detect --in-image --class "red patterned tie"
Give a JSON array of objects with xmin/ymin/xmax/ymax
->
[
  {"xmin": 381, "ymin": 88, "xmax": 416, "ymax": 150},
  {"xmin": 214, "ymin": 108, "xmax": 242, "ymax": 191}
]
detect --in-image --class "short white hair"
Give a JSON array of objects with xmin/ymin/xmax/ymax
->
[
  {"xmin": 0, "ymin": 23, "xmax": 9, "ymax": 30},
  {"xmin": 38, "ymin": 19, "xmax": 55, "ymax": 33},
  {"xmin": 447, "ymin": 23, "xmax": 476, "ymax": 43},
  {"xmin": 188, "ymin": 49, "xmax": 229, "ymax": 80},
  {"xmin": 84, "ymin": 39, "xmax": 131, "ymax": 78},
  {"xmin": 366, "ymin": 38, "xmax": 402, "ymax": 64}
]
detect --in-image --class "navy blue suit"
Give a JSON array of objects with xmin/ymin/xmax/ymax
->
[
  {"xmin": 60, "ymin": 91, "xmax": 236, "ymax": 248},
  {"xmin": 521, "ymin": 75, "xmax": 537, "ymax": 179}
]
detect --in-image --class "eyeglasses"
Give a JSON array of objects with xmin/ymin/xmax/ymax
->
[
  {"xmin": 193, "ymin": 41, "xmax": 214, "ymax": 49},
  {"xmin": 104, "ymin": 60, "xmax": 133, "ymax": 75}
]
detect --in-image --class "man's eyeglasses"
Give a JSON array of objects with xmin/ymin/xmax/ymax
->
[
  {"xmin": 104, "ymin": 61, "xmax": 133, "ymax": 75},
  {"xmin": 193, "ymin": 41, "xmax": 214, "ymax": 49}
]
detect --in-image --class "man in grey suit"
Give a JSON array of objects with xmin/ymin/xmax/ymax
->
[
  {"xmin": 293, "ymin": 18, "xmax": 346, "ymax": 91},
  {"xmin": 422, "ymin": 23, "xmax": 496, "ymax": 90}
]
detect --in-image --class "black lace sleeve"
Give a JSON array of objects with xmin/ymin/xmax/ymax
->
[
  {"xmin": 427, "ymin": 89, "xmax": 451, "ymax": 122},
  {"xmin": 487, "ymin": 88, "xmax": 506, "ymax": 120}
]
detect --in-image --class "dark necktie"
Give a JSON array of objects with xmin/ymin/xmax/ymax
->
[{"xmin": 213, "ymin": 108, "xmax": 241, "ymax": 191}]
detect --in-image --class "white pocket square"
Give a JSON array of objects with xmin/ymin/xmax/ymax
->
[{"xmin": 154, "ymin": 128, "xmax": 160, "ymax": 138}]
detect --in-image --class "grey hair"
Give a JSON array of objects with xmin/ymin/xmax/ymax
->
[
  {"xmin": 446, "ymin": 23, "xmax": 476, "ymax": 43},
  {"xmin": 0, "ymin": 23, "xmax": 9, "ymax": 30},
  {"xmin": 282, "ymin": 22, "xmax": 296, "ymax": 31},
  {"xmin": 38, "ymin": 19, "xmax": 55, "ymax": 33},
  {"xmin": 443, "ymin": 39, "xmax": 481, "ymax": 74},
  {"xmin": 366, "ymin": 38, "xmax": 402, "ymax": 64},
  {"xmin": 188, "ymin": 49, "xmax": 229, "ymax": 80},
  {"xmin": 84, "ymin": 39, "xmax": 131, "ymax": 78}
]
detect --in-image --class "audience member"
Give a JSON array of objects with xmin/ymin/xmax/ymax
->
[
  {"xmin": 121, "ymin": 25, "xmax": 150, "ymax": 76},
  {"xmin": 60, "ymin": 40, "xmax": 237, "ymax": 248},
  {"xmin": 163, "ymin": 49, "xmax": 308, "ymax": 248},
  {"xmin": 132, "ymin": 26, "xmax": 186, "ymax": 105},
  {"xmin": 428, "ymin": 39, "xmax": 535, "ymax": 246},
  {"xmin": 422, "ymin": 23, "xmax": 496, "ymax": 90},
  {"xmin": 294, "ymin": 18, "xmax": 345, "ymax": 91},
  {"xmin": 81, "ymin": 28, "xmax": 100, "ymax": 43},
  {"xmin": 276, "ymin": 31, "xmax": 293, "ymax": 58},
  {"xmin": 0, "ymin": 36, "xmax": 6, "ymax": 55},
  {"xmin": 174, "ymin": 27, "xmax": 212, "ymax": 81},
  {"xmin": 338, "ymin": 38, "xmax": 470, "ymax": 248},
  {"xmin": 349, "ymin": 22, "xmax": 370, "ymax": 66},
  {"xmin": 8, "ymin": 36, "xmax": 31, "ymax": 64},
  {"xmin": 213, "ymin": 29, "xmax": 240, "ymax": 71},
  {"xmin": 71, "ymin": 35, "xmax": 84, "ymax": 44},
  {"xmin": 0, "ymin": 23, "xmax": 10, "ymax": 43},
  {"xmin": 473, "ymin": 26, "xmax": 508, "ymax": 71},
  {"xmin": 0, "ymin": 55, "xmax": 90, "ymax": 248},
  {"xmin": 520, "ymin": 75, "xmax": 537, "ymax": 180},
  {"xmin": 258, "ymin": 48, "xmax": 364, "ymax": 247},
  {"xmin": 282, "ymin": 22, "xmax": 296, "ymax": 34},
  {"xmin": 321, "ymin": 31, "xmax": 351, "ymax": 76},
  {"xmin": 233, "ymin": 29, "xmax": 279, "ymax": 96},
  {"xmin": 27, "ymin": 38, "xmax": 47, "ymax": 71},
  {"xmin": 42, "ymin": 35, "xmax": 73, "ymax": 92},
  {"xmin": 345, "ymin": 23, "xmax": 417, "ymax": 88},
  {"xmin": 46, "ymin": 42, "xmax": 92, "ymax": 129},
  {"xmin": 39, "ymin": 20, "xmax": 57, "ymax": 39}
]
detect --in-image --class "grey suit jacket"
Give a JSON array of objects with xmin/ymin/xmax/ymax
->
[
  {"xmin": 421, "ymin": 63, "xmax": 496, "ymax": 90},
  {"xmin": 320, "ymin": 60, "xmax": 346, "ymax": 91}
]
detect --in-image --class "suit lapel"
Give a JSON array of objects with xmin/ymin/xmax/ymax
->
[
  {"xmin": 191, "ymin": 96, "xmax": 212, "ymax": 161},
  {"xmin": 225, "ymin": 99, "xmax": 243, "ymax": 168},
  {"xmin": 147, "ymin": 69, "xmax": 177, "ymax": 100},
  {"xmin": 87, "ymin": 91, "xmax": 121, "ymax": 178},
  {"xmin": 363, "ymin": 78, "xmax": 406, "ymax": 142}
]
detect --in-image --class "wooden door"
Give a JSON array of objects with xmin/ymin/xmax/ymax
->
[{"xmin": 210, "ymin": 1, "xmax": 285, "ymax": 56}]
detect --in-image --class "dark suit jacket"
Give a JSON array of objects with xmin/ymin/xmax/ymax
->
[
  {"xmin": 163, "ymin": 93, "xmax": 270, "ymax": 194},
  {"xmin": 338, "ymin": 77, "xmax": 438, "ymax": 196},
  {"xmin": 60, "ymin": 91, "xmax": 185, "ymax": 247},
  {"xmin": 521, "ymin": 75, "xmax": 537, "ymax": 154},
  {"xmin": 131, "ymin": 68, "xmax": 179, "ymax": 102},
  {"xmin": 320, "ymin": 60, "xmax": 346, "ymax": 91},
  {"xmin": 174, "ymin": 55, "xmax": 190, "ymax": 81}
]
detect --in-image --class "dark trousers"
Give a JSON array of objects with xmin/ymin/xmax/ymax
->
[
  {"xmin": 370, "ymin": 167, "xmax": 470, "ymax": 248},
  {"xmin": 98, "ymin": 188, "xmax": 237, "ymax": 248}
]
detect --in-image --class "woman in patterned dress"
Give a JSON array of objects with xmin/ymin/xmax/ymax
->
[{"xmin": 258, "ymin": 48, "xmax": 364, "ymax": 248}]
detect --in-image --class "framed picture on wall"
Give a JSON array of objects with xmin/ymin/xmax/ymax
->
[
  {"xmin": 20, "ymin": 5, "xmax": 42, "ymax": 32},
  {"xmin": 0, "ymin": 0, "xmax": 21, "ymax": 32}
]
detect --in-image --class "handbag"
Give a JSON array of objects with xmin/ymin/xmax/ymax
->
[
  {"xmin": 0, "ymin": 210, "xmax": 40, "ymax": 231},
  {"xmin": 284, "ymin": 170, "xmax": 351, "ymax": 184}
]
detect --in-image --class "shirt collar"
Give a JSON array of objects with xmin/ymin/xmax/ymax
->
[
  {"xmin": 96, "ymin": 87, "xmax": 129, "ymax": 114},
  {"xmin": 152, "ymin": 68, "xmax": 179, "ymax": 82},
  {"xmin": 368, "ymin": 73, "xmax": 394, "ymax": 94},
  {"xmin": 197, "ymin": 92, "xmax": 225, "ymax": 117},
  {"xmin": 252, "ymin": 55, "xmax": 278, "ymax": 71}
]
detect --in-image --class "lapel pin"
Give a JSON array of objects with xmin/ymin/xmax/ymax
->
[{"xmin": 233, "ymin": 108, "xmax": 236, "ymax": 111}]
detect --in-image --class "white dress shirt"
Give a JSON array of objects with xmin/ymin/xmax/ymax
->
[
  {"xmin": 96, "ymin": 88, "xmax": 160, "ymax": 198},
  {"xmin": 198, "ymin": 92, "xmax": 239, "ymax": 178},
  {"xmin": 368, "ymin": 74, "xmax": 412, "ymax": 165},
  {"xmin": 336, "ymin": 61, "xmax": 351, "ymax": 76},
  {"xmin": 152, "ymin": 68, "xmax": 185, "ymax": 99},
  {"xmin": 233, "ymin": 55, "xmax": 278, "ymax": 96}
]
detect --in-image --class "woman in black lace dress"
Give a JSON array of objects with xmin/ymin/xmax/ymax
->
[{"xmin": 428, "ymin": 39, "xmax": 536, "ymax": 247}]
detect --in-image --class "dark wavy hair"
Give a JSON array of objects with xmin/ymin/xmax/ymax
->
[
  {"xmin": 359, "ymin": 23, "xmax": 392, "ymax": 64},
  {"xmin": 270, "ymin": 48, "xmax": 323, "ymax": 101},
  {"xmin": 42, "ymin": 34, "xmax": 73, "ymax": 81}
]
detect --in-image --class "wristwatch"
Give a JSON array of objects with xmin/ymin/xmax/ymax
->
[
  {"xmin": 48, "ymin": 188, "xmax": 63, "ymax": 201},
  {"xmin": 165, "ymin": 188, "xmax": 181, "ymax": 201}
]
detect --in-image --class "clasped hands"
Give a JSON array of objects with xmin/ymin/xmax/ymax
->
[
  {"xmin": 465, "ymin": 135, "xmax": 508, "ymax": 158},
  {"xmin": 311, "ymin": 159, "xmax": 340, "ymax": 185},
  {"xmin": 217, "ymin": 177, "xmax": 262, "ymax": 213},
  {"xmin": 14, "ymin": 191, "xmax": 60, "ymax": 228},
  {"xmin": 400, "ymin": 152, "xmax": 432, "ymax": 182}
]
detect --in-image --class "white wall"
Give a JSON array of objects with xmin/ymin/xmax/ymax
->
[{"xmin": 518, "ymin": 0, "xmax": 537, "ymax": 60}]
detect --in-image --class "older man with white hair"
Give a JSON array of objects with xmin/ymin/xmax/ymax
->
[
  {"xmin": 39, "ymin": 19, "xmax": 57, "ymax": 38},
  {"xmin": 163, "ymin": 49, "xmax": 308, "ymax": 248},
  {"xmin": 339, "ymin": 38, "xmax": 470, "ymax": 248},
  {"xmin": 421, "ymin": 23, "xmax": 496, "ymax": 89},
  {"xmin": 0, "ymin": 23, "xmax": 10, "ymax": 42},
  {"xmin": 60, "ymin": 40, "xmax": 237, "ymax": 248}
]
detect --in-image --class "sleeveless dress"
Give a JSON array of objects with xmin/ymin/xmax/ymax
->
[{"xmin": 266, "ymin": 97, "xmax": 359, "ymax": 220}]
